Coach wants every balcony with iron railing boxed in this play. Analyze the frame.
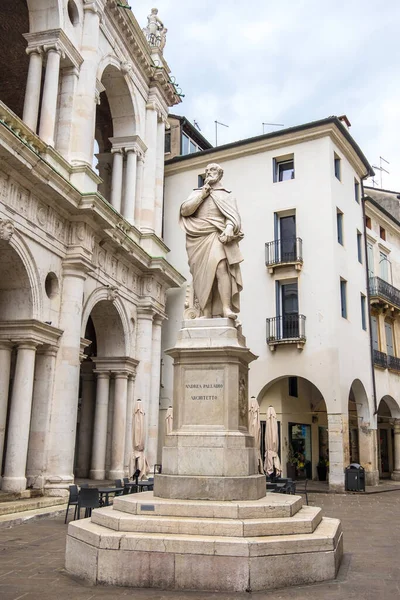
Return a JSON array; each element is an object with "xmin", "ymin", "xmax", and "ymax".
[
  {"xmin": 265, "ymin": 237, "xmax": 303, "ymax": 274},
  {"xmin": 369, "ymin": 276, "xmax": 400, "ymax": 311},
  {"xmin": 388, "ymin": 354, "xmax": 400, "ymax": 373},
  {"xmin": 373, "ymin": 349, "xmax": 387, "ymax": 369},
  {"xmin": 266, "ymin": 314, "xmax": 306, "ymax": 351}
]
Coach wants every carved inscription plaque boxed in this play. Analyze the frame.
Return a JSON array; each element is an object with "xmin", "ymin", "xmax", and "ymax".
[{"xmin": 183, "ymin": 368, "xmax": 224, "ymax": 427}]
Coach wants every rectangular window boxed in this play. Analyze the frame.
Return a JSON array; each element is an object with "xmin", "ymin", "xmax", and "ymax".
[
  {"xmin": 357, "ymin": 231, "xmax": 362, "ymax": 263},
  {"xmin": 198, "ymin": 174, "xmax": 205, "ymax": 188},
  {"xmin": 181, "ymin": 132, "xmax": 189, "ymax": 155},
  {"xmin": 334, "ymin": 153, "xmax": 341, "ymax": 180},
  {"xmin": 337, "ymin": 210, "xmax": 344, "ymax": 245},
  {"xmin": 365, "ymin": 216, "xmax": 372, "ymax": 229},
  {"xmin": 340, "ymin": 278, "xmax": 347, "ymax": 318},
  {"xmin": 189, "ymin": 140, "xmax": 198, "ymax": 154},
  {"xmin": 279, "ymin": 214, "xmax": 296, "ymax": 262},
  {"xmin": 277, "ymin": 281, "xmax": 299, "ymax": 338},
  {"xmin": 273, "ymin": 154, "xmax": 295, "ymax": 182},
  {"xmin": 367, "ymin": 242, "xmax": 374, "ymax": 278},
  {"xmin": 385, "ymin": 321, "xmax": 394, "ymax": 356},
  {"xmin": 380, "ymin": 226, "xmax": 386, "ymax": 241},
  {"xmin": 380, "ymin": 251, "xmax": 389, "ymax": 282},
  {"xmin": 361, "ymin": 294, "xmax": 367, "ymax": 330},
  {"xmin": 354, "ymin": 179, "xmax": 360, "ymax": 203},
  {"xmin": 371, "ymin": 315, "xmax": 379, "ymax": 350},
  {"xmin": 164, "ymin": 130, "xmax": 171, "ymax": 154},
  {"xmin": 288, "ymin": 377, "xmax": 298, "ymax": 398}
]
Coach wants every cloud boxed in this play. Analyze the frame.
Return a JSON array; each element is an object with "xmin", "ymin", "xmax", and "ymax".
[{"xmin": 133, "ymin": 0, "xmax": 400, "ymax": 189}]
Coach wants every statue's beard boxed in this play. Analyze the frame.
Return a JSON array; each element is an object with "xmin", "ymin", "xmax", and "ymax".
[{"xmin": 205, "ymin": 175, "xmax": 219, "ymax": 185}]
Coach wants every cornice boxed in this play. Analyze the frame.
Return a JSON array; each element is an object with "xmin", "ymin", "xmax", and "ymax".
[
  {"xmin": 0, "ymin": 320, "xmax": 63, "ymax": 346},
  {"xmin": 365, "ymin": 200, "xmax": 400, "ymax": 235}
]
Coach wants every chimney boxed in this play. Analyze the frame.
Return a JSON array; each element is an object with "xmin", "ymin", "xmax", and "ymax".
[{"xmin": 338, "ymin": 115, "xmax": 351, "ymax": 130}]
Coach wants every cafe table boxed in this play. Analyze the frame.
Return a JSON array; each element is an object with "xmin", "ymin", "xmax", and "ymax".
[{"xmin": 97, "ymin": 486, "xmax": 124, "ymax": 507}]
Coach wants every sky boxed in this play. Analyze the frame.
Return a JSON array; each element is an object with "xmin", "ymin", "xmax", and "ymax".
[{"xmin": 133, "ymin": 0, "xmax": 400, "ymax": 191}]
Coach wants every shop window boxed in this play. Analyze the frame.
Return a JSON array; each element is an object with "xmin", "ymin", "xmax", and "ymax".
[{"xmin": 289, "ymin": 423, "xmax": 312, "ymax": 479}]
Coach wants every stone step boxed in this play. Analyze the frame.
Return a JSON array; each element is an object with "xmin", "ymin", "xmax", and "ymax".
[
  {"xmin": 91, "ymin": 504, "xmax": 322, "ymax": 537},
  {"xmin": 67, "ymin": 515, "xmax": 341, "ymax": 557},
  {"xmin": 0, "ymin": 496, "xmax": 66, "ymax": 516},
  {"xmin": 0, "ymin": 489, "xmax": 42, "ymax": 503},
  {"xmin": 113, "ymin": 490, "xmax": 303, "ymax": 519}
]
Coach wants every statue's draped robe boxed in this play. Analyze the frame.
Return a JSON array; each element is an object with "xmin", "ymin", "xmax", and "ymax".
[{"xmin": 180, "ymin": 187, "xmax": 244, "ymax": 315}]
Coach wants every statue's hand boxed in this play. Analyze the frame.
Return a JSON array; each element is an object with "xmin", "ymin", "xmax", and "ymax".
[
  {"xmin": 219, "ymin": 223, "xmax": 234, "ymax": 244},
  {"xmin": 202, "ymin": 183, "xmax": 211, "ymax": 198}
]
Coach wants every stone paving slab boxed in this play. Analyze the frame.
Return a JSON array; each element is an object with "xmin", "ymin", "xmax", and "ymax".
[{"xmin": 0, "ymin": 492, "xmax": 399, "ymax": 598}]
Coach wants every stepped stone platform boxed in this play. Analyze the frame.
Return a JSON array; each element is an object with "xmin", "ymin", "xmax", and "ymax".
[{"xmin": 66, "ymin": 491, "xmax": 342, "ymax": 592}]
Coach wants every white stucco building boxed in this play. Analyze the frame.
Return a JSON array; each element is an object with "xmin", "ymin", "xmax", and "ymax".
[
  {"xmin": 162, "ymin": 116, "xmax": 382, "ymax": 491},
  {"xmin": 0, "ymin": 0, "xmax": 185, "ymax": 495}
]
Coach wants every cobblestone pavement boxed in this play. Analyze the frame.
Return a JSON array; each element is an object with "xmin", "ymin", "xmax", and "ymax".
[{"xmin": 0, "ymin": 492, "xmax": 399, "ymax": 600}]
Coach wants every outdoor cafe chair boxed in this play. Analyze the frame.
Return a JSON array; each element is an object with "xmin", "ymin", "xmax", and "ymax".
[
  {"xmin": 294, "ymin": 479, "xmax": 309, "ymax": 505},
  {"xmin": 64, "ymin": 485, "xmax": 79, "ymax": 523},
  {"xmin": 114, "ymin": 479, "xmax": 126, "ymax": 495},
  {"xmin": 78, "ymin": 487, "xmax": 99, "ymax": 518}
]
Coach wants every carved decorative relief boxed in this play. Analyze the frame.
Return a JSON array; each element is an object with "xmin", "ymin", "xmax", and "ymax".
[
  {"xmin": 183, "ymin": 281, "xmax": 201, "ymax": 319},
  {"xmin": 238, "ymin": 374, "xmax": 248, "ymax": 428},
  {"xmin": 0, "ymin": 218, "xmax": 15, "ymax": 241}
]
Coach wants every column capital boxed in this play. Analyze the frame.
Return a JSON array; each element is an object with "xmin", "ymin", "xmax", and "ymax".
[
  {"xmin": 393, "ymin": 420, "xmax": 400, "ymax": 434},
  {"xmin": 111, "ymin": 147, "xmax": 124, "ymax": 155},
  {"xmin": 93, "ymin": 370, "xmax": 110, "ymax": 379},
  {"xmin": 26, "ymin": 45, "xmax": 43, "ymax": 57},
  {"xmin": 153, "ymin": 315, "xmax": 164, "ymax": 326},
  {"xmin": 16, "ymin": 340, "xmax": 39, "ymax": 351},
  {"xmin": 0, "ymin": 341, "xmax": 14, "ymax": 351},
  {"xmin": 39, "ymin": 344, "xmax": 58, "ymax": 358},
  {"xmin": 43, "ymin": 43, "xmax": 64, "ymax": 58},
  {"xmin": 137, "ymin": 307, "xmax": 156, "ymax": 320},
  {"xmin": 113, "ymin": 371, "xmax": 130, "ymax": 379},
  {"xmin": 83, "ymin": 0, "xmax": 106, "ymax": 15}
]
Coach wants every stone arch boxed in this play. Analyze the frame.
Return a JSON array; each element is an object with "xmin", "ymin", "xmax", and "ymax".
[
  {"xmin": 379, "ymin": 395, "xmax": 400, "ymax": 419},
  {"xmin": 25, "ymin": 0, "xmax": 63, "ymax": 32},
  {"xmin": 0, "ymin": 230, "xmax": 42, "ymax": 320},
  {"xmin": 81, "ymin": 288, "xmax": 131, "ymax": 356},
  {"xmin": 349, "ymin": 378, "xmax": 371, "ymax": 424}
]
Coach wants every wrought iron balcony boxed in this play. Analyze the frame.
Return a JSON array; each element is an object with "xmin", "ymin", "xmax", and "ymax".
[
  {"xmin": 373, "ymin": 349, "xmax": 387, "ymax": 369},
  {"xmin": 266, "ymin": 314, "xmax": 306, "ymax": 350},
  {"xmin": 265, "ymin": 237, "xmax": 303, "ymax": 273},
  {"xmin": 369, "ymin": 276, "xmax": 400, "ymax": 311},
  {"xmin": 388, "ymin": 354, "xmax": 400, "ymax": 373}
]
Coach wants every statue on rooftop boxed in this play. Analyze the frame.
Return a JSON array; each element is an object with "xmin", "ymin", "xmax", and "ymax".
[
  {"xmin": 180, "ymin": 163, "xmax": 244, "ymax": 320},
  {"xmin": 143, "ymin": 8, "xmax": 167, "ymax": 51}
]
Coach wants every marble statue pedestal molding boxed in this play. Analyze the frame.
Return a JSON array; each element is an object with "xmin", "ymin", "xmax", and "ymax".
[{"xmin": 66, "ymin": 319, "xmax": 342, "ymax": 592}]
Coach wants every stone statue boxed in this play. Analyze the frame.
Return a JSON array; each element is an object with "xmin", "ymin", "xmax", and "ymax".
[
  {"xmin": 143, "ymin": 8, "xmax": 167, "ymax": 51},
  {"xmin": 180, "ymin": 163, "xmax": 244, "ymax": 320}
]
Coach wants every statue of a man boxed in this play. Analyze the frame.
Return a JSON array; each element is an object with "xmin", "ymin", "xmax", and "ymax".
[{"xmin": 180, "ymin": 163, "xmax": 244, "ymax": 320}]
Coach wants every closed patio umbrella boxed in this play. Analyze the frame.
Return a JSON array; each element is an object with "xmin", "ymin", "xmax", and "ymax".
[
  {"xmin": 248, "ymin": 397, "xmax": 263, "ymax": 474},
  {"xmin": 264, "ymin": 405, "xmax": 282, "ymax": 477},
  {"xmin": 165, "ymin": 406, "xmax": 173, "ymax": 435},
  {"xmin": 131, "ymin": 399, "xmax": 150, "ymax": 480}
]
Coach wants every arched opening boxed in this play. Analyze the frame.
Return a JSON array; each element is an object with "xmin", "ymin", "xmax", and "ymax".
[
  {"xmin": 75, "ymin": 300, "xmax": 127, "ymax": 481},
  {"xmin": 348, "ymin": 379, "xmax": 371, "ymax": 464},
  {"xmin": 94, "ymin": 64, "xmax": 136, "ymax": 208},
  {"xmin": 377, "ymin": 396, "xmax": 400, "ymax": 479},
  {"xmin": 0, "ymin": 0, "xmax": 30, "ymax": 118},
  {"xmin": 0, "ymin": 240, "xmax": 33, "ymax": 320},
  {"xmin": 257, "ymin": 376, "xmax": 328, "ymax": 483}
]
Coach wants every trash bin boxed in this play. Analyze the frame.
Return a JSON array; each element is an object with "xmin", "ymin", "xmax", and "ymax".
[{"xmin": 345, "ymin": 463, "xmax": 365, "ymax": 492}]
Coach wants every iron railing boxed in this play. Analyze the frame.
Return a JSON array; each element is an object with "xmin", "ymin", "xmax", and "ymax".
[
  {"xmin": 369, "ymin": 276, "xmax": 400, "ymax": 310},
  {"xmin": 373, "ymin": 349, "xmax": 387, "ymax": 369},
  {"xmin": 388, "ymin": 355, "xmax": 400, "ymax": 372},
  {"xmin": 266, "ymin": 314, "xmax": 306, "ymax": 343},
  {"xmin": 265, "ymin": 237, "xmax": 303, "ymax": 266}
]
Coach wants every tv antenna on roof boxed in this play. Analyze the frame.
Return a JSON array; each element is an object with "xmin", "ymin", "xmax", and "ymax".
[
  {"xmin": 215, "ymin": 120, "xmax": 229, "ymax": 146},
  {"xmin": 193, "ymin": 120, "xmax": 201, "ymax": 132},
  {"xmin": 372, "ymin": 156, "xmax": 390, "ymax": 189},
  {"xmin": 262, "ymin": 122, "xmax": 284, "ymax": 134}
]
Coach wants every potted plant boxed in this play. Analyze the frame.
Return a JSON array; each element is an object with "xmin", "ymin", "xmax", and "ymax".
[
  {"xmin": 286, "ymin": 444, "xmax": 297, "ymax": 479},
  {"xmin": 317, "ymin": 456, "xmax": 328, "ymax": 481}
]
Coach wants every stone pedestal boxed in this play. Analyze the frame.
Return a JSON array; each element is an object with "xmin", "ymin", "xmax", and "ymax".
[
  {"xmin": 66, "ymin": 319, "xmax": 342, "ymax": 592},
  {"xmin": 155, "ymin": 318, "xmax": 265, "ymax": 500}
]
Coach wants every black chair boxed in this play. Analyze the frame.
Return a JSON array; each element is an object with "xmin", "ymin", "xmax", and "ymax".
[
  {"xmin": 78, "ymin": 487, "xmax": 99, "ymax": 518},
  {"xmin": 274, "ymin": 478, "xmax": 296, "ymax": 494},
  {"xmin": 123, "ymin": 477, "xmax": 135, "ymax": 494},
  {"xmin": 294, "ymin": 479, "xmax": 309, "ymax": 505},
  {"xmin": 114, "ymin": 479, "xmax": 125, "ymax": 495},
  {"xmin": 65, "ymin": 485, "xmax": 79, "ymax": 523}
]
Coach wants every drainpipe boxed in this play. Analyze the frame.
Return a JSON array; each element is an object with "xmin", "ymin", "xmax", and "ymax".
[{"xmin": 361, "ymin": 180, "xmax": 378, "ymax": 415}]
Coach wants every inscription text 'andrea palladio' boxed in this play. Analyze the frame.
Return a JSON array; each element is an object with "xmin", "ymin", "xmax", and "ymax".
[{"xmin": 186, "ymin": 382, "xmax": 223, "ymax": 400}]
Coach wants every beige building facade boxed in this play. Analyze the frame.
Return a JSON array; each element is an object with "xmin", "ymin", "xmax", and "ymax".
[
  {"xmin": 0, "ymin": 0, "xmax": 184, "ymax": 495},
  {"xmin": 162, "ymin": 116, "xmax": 381, "ymax": 491}
]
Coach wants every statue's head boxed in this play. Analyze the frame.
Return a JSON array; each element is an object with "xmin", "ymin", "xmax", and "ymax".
[
  {"xmin": 205, "ymin": 163, "xmax": 223, "ymax": 185},
  {"xmin": 151, "ymin": 8, "xmax": 158, "ymax": 14}
]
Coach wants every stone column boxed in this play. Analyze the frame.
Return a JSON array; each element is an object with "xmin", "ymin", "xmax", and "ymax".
[
  {"xmin": 109, "ymin": 372, "xmax": 129, "ymax": 480},
  {"xmin": 147, "ymin": 316, "xmax": 163, "ymax": 469},
  {"xmin": 358, "ymin": 425, "xmax": 379, "ymax": 486},
  {"xmin": 2, "ymin": 341, "xmax": 38, "ymax": 492},
  {"xmin": 0, "ymin": 342, "xmax": 13, "ymax": 482},
  {"xmin": 26, "ymin": 346, "xmax": 58, "ymax": 489},
  {"xmin": 45, "ymin": 261, "xmax": 88, "ymax": 494},
  {"xmin": 23, "ymin": 47, "xmax": 43, "ymax": 133},
  {"xmin": 134, "ymin": 153, "xmax": 145, "ymax": 226},
  {"xmin": 154, "ymin": 117, "xmax": 166, "ymax": 237},
  {"xmin": 135, "ymin": 308, "xmax": 154, "ymax": 406},
  {"xmin": 327, "ymin": 413, "xmax": 350, "ymax": 492},
  {"xmin": 70, "ymin": 1, "xmax": 102, "ymax": 165},
  {"xmin": 75, "ymin": 362, "xmax": 96, "ymax": 478},
  {"xmin": 391, "ymin": 420, "xmax": 400, "ymax": 481},
  {"xmin": 56, "ymin": 66, "xmax": 79, "ymax": 159},
  {"xmin": 110, "ymin": 149, "xmax": 124, "ymax": 213},
  {"xmin": 139, "ymin": 103, "xmax": 158, "ymax": 232},
  {"xmin": 122, "ymin": 149, "xmax": 137, "ymax": 224},
  {"xmin": 38, "ymin": 45, "xmax": 62, "ymax": 146},
  {"xmin": 90, "ymin": 372, "xmax": 110, "ymax": 480},
  {"xmin": 124, "ymin": 374, "xmax": 135, "ymax": 476}
]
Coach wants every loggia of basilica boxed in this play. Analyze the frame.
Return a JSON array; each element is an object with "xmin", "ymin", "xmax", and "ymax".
[{"xmin": 0, "ymin": 0, "xmax": 184, "ymax": 496}]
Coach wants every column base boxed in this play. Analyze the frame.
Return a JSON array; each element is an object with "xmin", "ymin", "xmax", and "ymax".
[
  {"xmin": 75, "ymin": 468, "xmax": 90, "ymax": 478},
  {"xmin": 90, "ymin": 469, "xmax": 106, "ymax": 481},
  {"xmin": 2, "ymin": 476, "xmax": 27, "ymax": 493},
  {"xmin": 108, "ymin": 469, "xmax": 124, "ymax": 481},
  {"xmin": 366, "ymin": 470, "xmax": 380, "ymax": 486},
  {"xmin": 154, "ymin": 474, "xmax": 266, "ymax": 501},
  {"xmin": 391, "ymin": 470, "xmax": 400, "ymax": 481}
]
